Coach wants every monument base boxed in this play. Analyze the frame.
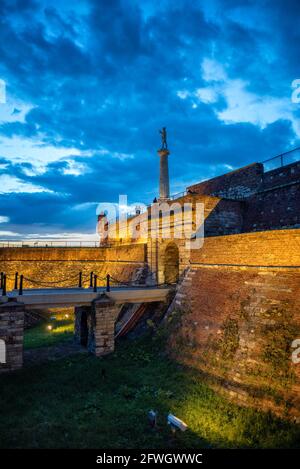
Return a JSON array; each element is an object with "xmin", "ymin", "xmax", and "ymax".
[{"xmin": 157, "ymin": 148, "xmax": 170, "ymax": 157}]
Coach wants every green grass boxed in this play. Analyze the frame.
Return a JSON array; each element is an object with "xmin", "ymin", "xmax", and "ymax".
[
  {"xmin": 0, "ymin": 331, "xmax": 299, "ymax": 449},
  {"xmin": 24, "ymin": 319, "xmax": 74, "ymax": 349}
]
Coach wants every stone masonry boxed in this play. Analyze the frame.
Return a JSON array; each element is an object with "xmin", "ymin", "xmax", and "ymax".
[
  {"xmin": 74, "ymin": 298, "xmax": 121, "ymax": 357},
  {"xmin": 167, "ymin": 229, "xmax": 300, "ymax": 419},
  {"xmin": 0, "ymin": 299, "xmax": 25, "ymax": 373},
  {"xmin": 92, "ymin": 297, "xmax": 121, "ymax": 356}
]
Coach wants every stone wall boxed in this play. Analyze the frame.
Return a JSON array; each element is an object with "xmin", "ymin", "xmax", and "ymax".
[
  {"xmin": 0, "ymin": 244, "xmax": 147, "ymax": 291},
  {"xmin": 263, "ymin": 160, "xmax": 300, "ymax": 190},
  {"xmin": 167, "ymin": 229, "xmax": 300, "ymax": 419},
  {"xmin": 102, "ymin": 194, "xmax": 244, "ymax": 246},
  {"xmin": 191, "ymin": 229, "xmax": 300, "ymax": 267},
  {"xmin": 74, "ymin": 299, "xmax": 121, "ymax": 356},
  {"xmin": 0, "ymin": 300, "xmax": 24, "ymax": 373},
  {"xmin": 101, "ymin": 160, "xmax": 300, "ymax": 251},
  {"xmin": 242, "ymin": 184, "xmax": 300, "ymax": 232},
  {"xmin": 92, "ymin": 298, "xmax": 121, "ymax": 356},
  {"xmin": 187, "ymin": 163, "xmax": 264, "ymax": 199},
  {"xmin": 187, "ymin": 160, "xmax": 300, "ymax": 232}
]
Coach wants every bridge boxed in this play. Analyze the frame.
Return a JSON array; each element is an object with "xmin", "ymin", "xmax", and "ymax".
[
  {"xmin": 0, "ymin": 271, "xmax": 171, "ymax": 374},
  {"xmin": 0, "ymin": 286, "xmax": 169, "ymax": 309}
]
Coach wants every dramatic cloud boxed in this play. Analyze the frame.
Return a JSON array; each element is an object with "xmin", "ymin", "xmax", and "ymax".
[
  {"xmin": 0, "ymin": 0, "xmax": 299, "ymax": 239},
  {"xmin": 0, "ymin": 174, "xmax": 54, "ymax": 194}
]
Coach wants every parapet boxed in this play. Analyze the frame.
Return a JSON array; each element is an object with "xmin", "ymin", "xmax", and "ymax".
[{"xmin": 187, "ymin": 163, "xmax": 264, "ymax": 200}]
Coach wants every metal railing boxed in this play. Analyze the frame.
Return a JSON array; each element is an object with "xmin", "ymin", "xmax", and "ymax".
[
  {"xmin": 0, "ymin": 270, "xmax": 169, "ymax": 296},
  {"xmin": 0, "ymin": 240, "xmax": 100, "ymax": 248},
  {"xmin": 262, "ymin": 146, "xmax": 300, "ymax": 172},
  {"xmin": 169, "ymin": 190, "xmax": 187, "ymax": 200}
]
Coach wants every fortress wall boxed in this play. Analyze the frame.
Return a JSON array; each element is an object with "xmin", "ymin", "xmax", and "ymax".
[
  {"xmin": 168, "ymin": 229, "xmax": 300, "ymax": 419},
  {"xmin": 169, "ymin": 266, "xmax": 300, "ymax": 419},
  {"xmin": 242, "ymin": 184, "xmax": 300, "ymax": 232},
  {"xmin": 102, "ymin": 194, "xmax": 244, "ymax": 249},
  {"xmin": 203, "ymin": 199, "xmax": 243, "ymax": 236},
  {"xmin": 0, "ymin": 244, "xmax": 147, "ymax": 291},
  {"xmin": 187, "ymin": 160, "xmax": 300, "ymax": 232},
  {"xmin": 262, "ymin": 160, "xmax": 300, "ymax": 190},
  {"xmin": 191, "ymin": 229, "xmax": 300, "ymax": 266},
  {"xmin": 187, "ymin": 163, "xmax": 264, "ymax": 199}
]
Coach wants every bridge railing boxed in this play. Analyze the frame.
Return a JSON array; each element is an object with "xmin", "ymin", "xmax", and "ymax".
[
  {"xmin": 0, "ymin": 240, "xmax": 100, "ymax": 248},
  {"xmin": 0, "ymin": 271, "xmax": 171, "ymax": 297}
]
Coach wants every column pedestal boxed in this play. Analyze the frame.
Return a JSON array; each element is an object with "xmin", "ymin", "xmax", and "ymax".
[{"xmin": 92, "ymin": 297, "xmax": 120, "ymax": 356}]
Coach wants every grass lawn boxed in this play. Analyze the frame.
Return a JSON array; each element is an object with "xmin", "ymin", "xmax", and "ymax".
[
  {"xmin": 24, "ymin": 319, "xmax": 74, "ymax": 349},
  {"xmin": 0, "ymin": 330, "xmax": 299, "ymax": 449}
]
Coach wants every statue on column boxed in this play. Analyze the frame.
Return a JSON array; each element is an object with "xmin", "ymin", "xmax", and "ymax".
[{"xmin": 159, "ymin": 127, "xmax": 168, "ymax": 150}]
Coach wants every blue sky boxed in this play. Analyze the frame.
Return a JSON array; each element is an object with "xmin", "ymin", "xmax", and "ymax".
[{"xmin": 0, "ymin": 0, "xmax": 300, "ymax": 240}]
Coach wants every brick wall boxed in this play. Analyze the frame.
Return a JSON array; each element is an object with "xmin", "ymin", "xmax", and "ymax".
[
  {"xmin": 243, "ymin": 184, "xmax": 300, "ymax": 232},
  {"xmin": 187, "ymin": 163, "xmax": 264, "ymax": 199},
  {"xmin": 262, "ymin": 161, "xmax": 300, "ymax": 190},
  {"xmin": 204, "ymin": 199, "xmax": 243, "ymax": 236},
  {"xmin": 168, "ymin": 229, "xmax": 300, "ymax": 419},
  {"xmin": 0, "ymin": 301, "xmax": 25, "ymax": 373},
  {"xmin": 0, "ymin": 244, "xmax": 147, "ymax": 291},
  {"xmin": 186, "ymin": 160, "xmax": 300, "ymax": 232},
  {"xmin": 191, "ymin": 229, "xmax": 300, "ymax": 266}
]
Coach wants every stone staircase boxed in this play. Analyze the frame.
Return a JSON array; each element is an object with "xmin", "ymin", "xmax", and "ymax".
[{"xmin": 165, "ymin": 267, "xmax": 193, "ymax": 317}]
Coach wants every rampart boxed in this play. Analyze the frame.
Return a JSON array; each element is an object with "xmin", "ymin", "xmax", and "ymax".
[
  {"xmin": 168, "ymin": 229, "xmax": 300, "ymax": 419},
  {"xmin": 0, "ymin": 244, "xmax": 147, "ymax": 290}
]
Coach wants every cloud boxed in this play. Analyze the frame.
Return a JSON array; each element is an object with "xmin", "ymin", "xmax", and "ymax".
[
  {"xmin": 72, "ymin": 202, "xmax": 99, "ymax": 211},
  {"xmin": 190, "ymin": 58, "xmax": 300, "ymax": 137},
  {"xmin": 0, "ymin": 135, "xmax": 82, "ymax": 173},
  {"xmin": 202, "ymin": 58, "xmax": 227, "ymax": 82},
  {"xmin": 23, "ymin": 232, "xmax": 99, "ymax": 240},
  {"xmin": 0, "ymin": 215, "xmax": 10, "ymax": 223},
  {"xmin": 195, "ymin": 87, "xmax": 218, "ymax": 104},
  {"xmin": 0, "ymin": 97, "xmax": 34, "ymax": 125},
  {"xmin": 0, "ymin": 174, "xmax": 54, "ymax": 194},
  {"xmin": 0, "ymin": 0, "xmax": 299, "ymax": 238},
  {"xmin": 0, "ymin": 230, "xmax": 20, "ymax": 237},
  {"xmin": 61, "ymin": 160, "xmax": 91, "ymax": 176}
]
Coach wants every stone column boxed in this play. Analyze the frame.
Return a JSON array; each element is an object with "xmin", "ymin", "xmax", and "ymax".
[
  {"xmin": 158, "ymin": 149, "xmax": 170, "ymax": 200},
  {"xmin": 0, "ymin": 299, "xmax": 25, "ymax": 373},
  {"xmin": 92, "ymin": 297, "xmax": 120, "ymax": 357}
]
